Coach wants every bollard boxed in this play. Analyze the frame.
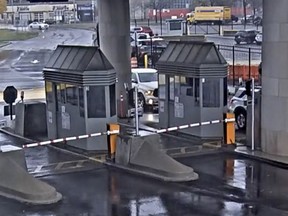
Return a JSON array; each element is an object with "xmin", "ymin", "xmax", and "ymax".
[
  {"xmin": 107, "ymin": 123, "xmax": 120, "ymax": 162},
  {"xmin": 224, "ymin": 113, "xmax": 235, "ymax": 145},
  {"xmin": 144, "ymin": 54, "xmax": 148, "ymax": 68}
]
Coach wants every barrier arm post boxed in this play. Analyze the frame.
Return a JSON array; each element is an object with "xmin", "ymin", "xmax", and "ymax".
[
  {"xmin": 225, "ymin": 113, "xmax": 235, "ymax": 146},
  {"xmin": 107, "ymin": 123, "xmax": 120, "ymax": 162}
]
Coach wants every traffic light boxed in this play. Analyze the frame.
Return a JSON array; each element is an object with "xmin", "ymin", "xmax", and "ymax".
[{"xmin": 245, "ymin": 79, "xmax": 252, "ymax": 97}]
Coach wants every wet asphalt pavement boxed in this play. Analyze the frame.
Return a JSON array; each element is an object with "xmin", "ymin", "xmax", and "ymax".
[{"xmin": 1, "ymin": 132, "xmax": 288, "ymax": 215}]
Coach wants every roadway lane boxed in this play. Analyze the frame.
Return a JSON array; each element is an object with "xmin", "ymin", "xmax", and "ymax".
[
  {"xmin": 0, "ymin": 28, "xmax": 94, "ymax": 92},
  {"xmin": 1, "ymin": 146, "xmax": 288, "ymax": 215}
]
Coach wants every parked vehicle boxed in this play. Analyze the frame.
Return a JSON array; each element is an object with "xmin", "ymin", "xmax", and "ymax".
[
  {"xmin": 255, "ymin": 32, "xmax": 262, "ymax": 45},
  {"xmin": 68, "ymin": 18, "xmax": 80, "ymax": 24},
  {"xmin": 131, "ymin": 68, "xmax": 158, "ymax": 110},
  {"xmin": 187, "ymin": 6, "xmax": 232, "ymax": 24},
  {"xmin": 228, "ymin": 87, "xmax": 261, "ymax": 130},
  {"xmin": 43, "ymin": 19, "xmax": 56, "ymax": 25},
  {"xmin": 234, "ymin": 29, "xmax": 259, "ymax": 44},
  {"xmin": 28, "ymin": 22, "xmax": 49, "ymax": 30},
  {"xmin": 138, "ymin": 45, "xmax": 167, "ymax": 66},
  {"xmin": 130, "ymin": 26, "xmax": 154, "ymax": 36},
  {"xmin": 241, "ymin": 15, "xmax": 262, "ymax": 26}
]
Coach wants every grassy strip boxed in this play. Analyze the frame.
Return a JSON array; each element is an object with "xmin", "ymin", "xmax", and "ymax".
[{"xmin": 0, "ymin": 29, "xmax": 38, "ymax": 41}]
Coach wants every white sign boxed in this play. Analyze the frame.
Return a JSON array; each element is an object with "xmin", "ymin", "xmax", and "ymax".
[
  {"xmin": 159, "ymin": 101, "xmax": 165, "ymax": 113},
  {"xmin": 61, "ymin": 106, "xmax": 65, "ymax": 113},
  {"xmin": 61, "ymin": 112, "xmax": 70, "ymax": 130},
  {"xmin": 174, "ymin": 102, "xmax": 184, "ymax": 118},
  {"xmin": 48, "ymin": 111, "xmax": 53, "ymax": 124}
]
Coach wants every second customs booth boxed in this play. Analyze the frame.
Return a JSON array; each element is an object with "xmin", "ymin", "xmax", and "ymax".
[{"xmin": 156, "ymin": 41, "xmax": 228, "ymax": 141}]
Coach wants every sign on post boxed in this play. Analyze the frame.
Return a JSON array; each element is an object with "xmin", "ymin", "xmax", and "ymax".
[{"xmin": 3, "ymin": 86, "xmax": 18, "ymax": 120}]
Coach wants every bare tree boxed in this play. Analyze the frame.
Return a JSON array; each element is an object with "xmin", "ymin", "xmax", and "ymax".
[
  {"xmin": 247, "ymin": 0, "xmax": 262, "ymax": 15},
  {"xmin": 0, "ymin": 0, "xmax": 7, "ymax": 14},
  {"xmin": 193, "ymin": 0, "xmax": 233, "ymax": 7},
  {"xmin": 130, "ymin": 0, "xmax": 150, "ymax": 19}
]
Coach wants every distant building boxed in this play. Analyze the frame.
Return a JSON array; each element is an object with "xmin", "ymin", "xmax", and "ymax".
[{"xmin": 2, "ymin": 0, "xmax": 96, "ymax": 24}]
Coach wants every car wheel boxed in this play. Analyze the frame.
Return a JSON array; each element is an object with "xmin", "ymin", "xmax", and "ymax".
[
  {"xmin": 235, "ymin": 109, "xmax": 247, "ymax": 130},
  {"xmin": 256, "ymin": 42, "xmax": 261, "ymax": 45},
  {"xmin": 30, "ymin": 26, "xmax": 32, "ymax": 29},
  {"xmin": 148, "ymin": 57, "xmax": 153, "ymax": 66},
  {"xmin": 138, "ymin": 93, "xmax": 146, "ymax": 109}
]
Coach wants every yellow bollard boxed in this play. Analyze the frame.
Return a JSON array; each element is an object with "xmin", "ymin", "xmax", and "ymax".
[
  {"xmin": 107, "ymin": 123, "xmax": 120, "ymax": 162},
  {"xmin": 144, "ymin": 54, "xmax": 148, "ymax": 68},
  {"xmin": 225, "ymin": 112, "xmax": 235, "ymax": 145}
]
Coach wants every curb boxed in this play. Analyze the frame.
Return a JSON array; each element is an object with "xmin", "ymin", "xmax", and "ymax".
[
  {"xmin": 0, "ymin": 42, "xmax": 12, "ymax": 48},
  {"xmin": 223, "ymin": 147, "xmax": 288, "ymax": 168}
]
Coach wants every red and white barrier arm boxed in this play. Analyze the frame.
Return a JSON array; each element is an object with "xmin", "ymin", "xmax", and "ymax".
[{"xmin": 22, "ymin": 130, "xmax": 120, "ymax": 148}]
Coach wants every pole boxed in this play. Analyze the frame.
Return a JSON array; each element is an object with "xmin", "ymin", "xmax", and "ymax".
[
  {"xmin": 73, "ymin": 0, "xmax": 76, "ymax": 20},
  {"xmin": 160, "ymin": 9, "xmax": 163, "ymax": 36},
  {"xmin": 11, "ymin": 0, "xmax": 14, "ymax": 26},
  {"xmin": 251, "ymin": 78, "xmax": 255, "ymax": 151},
  {"xmin": 135, "ymin": 86, "xmax": 139, "ymax": 136},
  {"xmin": 232, "ymin": 46, "xmax": 235, "ymax": 86},
  {"xmin": 248, "ymin": 47, "xmax": 251, "ymax": 79}
]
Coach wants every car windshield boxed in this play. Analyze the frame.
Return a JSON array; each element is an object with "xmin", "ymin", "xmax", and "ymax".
[
  {"xmin": 138, "ymin": 72, "xmax": 157, "ymax": 82},
  {"xmin": 234, "ymin": 89, "xmax": 246, "ymax": 98}
]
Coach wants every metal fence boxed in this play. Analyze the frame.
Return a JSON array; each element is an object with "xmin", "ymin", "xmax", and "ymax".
[
  {"xmin": 137, "ymin": 43, "xmax": 262, "ymax": 86},
  {"xmin": 131, "ymin": 19, "xmax": 262, "ymax": 36},
  {"xmin": 216, "ymin": 44, "xmax": 262, "ymax": 86}
]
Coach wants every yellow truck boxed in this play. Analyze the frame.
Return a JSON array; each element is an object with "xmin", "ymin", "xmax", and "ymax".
[{"xmin": 187, "ymin": 6, "xmax": 231, "ymax": 24}]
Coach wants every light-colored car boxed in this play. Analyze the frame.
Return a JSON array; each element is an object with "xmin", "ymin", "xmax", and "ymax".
[
  {"xmin": 255, "ymin": 33, "xmax": 262, "ymax": 45},
  {"xmin": 28, "ymin": 22, "xmax": 49, "ymax": 30},
  {"xmin": 131, "ymin": 68, "xmax": 158, "ymax": 109},
  {"xmin": 68, "ymin": 18, "xmax": 80, "ymax": 24},
  {"xmin": 228, "ymin": 87, "xmax": 261, "ymax": 130}
]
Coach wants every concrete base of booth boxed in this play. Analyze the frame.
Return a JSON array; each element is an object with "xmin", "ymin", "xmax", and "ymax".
[
  {"xmin": 0, "ymin": 150, "xmax": 62, "ymax": 204},
  {"xmin": 114, "ymin": 134, "xmax": 198, "ymax": 182}
]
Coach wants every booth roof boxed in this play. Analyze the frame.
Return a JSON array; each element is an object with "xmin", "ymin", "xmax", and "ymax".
[
  {"xmin": 44, "ymin": 45, "xmax": 113, "ymax": 72},
  {"xmin": 157, "ymin": 41, "xmax": 227, "ymax": 66}
]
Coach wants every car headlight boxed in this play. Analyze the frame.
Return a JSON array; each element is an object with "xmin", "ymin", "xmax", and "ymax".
[{"xmin": 144, "ymin": 90, "xmax": 153, "ymax": 96}]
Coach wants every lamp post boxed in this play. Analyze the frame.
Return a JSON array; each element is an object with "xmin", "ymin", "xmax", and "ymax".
[{"xmin": 73, "ymin": 0, "xmax": 76, "ymax": 20}]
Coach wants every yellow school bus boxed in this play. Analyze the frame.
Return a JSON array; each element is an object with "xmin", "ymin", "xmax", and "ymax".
[{"xmin": 187, "ymin": 6, "xmax": 231, "ymax": 24}]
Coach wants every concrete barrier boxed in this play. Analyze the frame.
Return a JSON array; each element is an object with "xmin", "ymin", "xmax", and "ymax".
[
  {"xmin": 0, "ymin": 149, "xmax": 62, "ymax": 204},
  {"xmin": 221, "ymin": 30, "xmax": 238, "ymax": 37},
  {"xmin": 115, "ymin": 133, "xmax": 198, "ymax": 182},
  {"xmin": 161, "ymin": 35, "xmax": 206, "ymax": 42}
]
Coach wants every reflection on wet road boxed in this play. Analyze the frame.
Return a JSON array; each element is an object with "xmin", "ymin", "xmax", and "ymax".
[{"xmin": 1, "ymin": 141, "xmax": 288, "ymax": 216}]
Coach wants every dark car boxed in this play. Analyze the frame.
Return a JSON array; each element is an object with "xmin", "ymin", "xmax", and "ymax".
[
  {"xmin": 234, "ymin": 30, "xmax": 259, "ymax": 44},
  {"xmin": 138, "ymin": 45, "xmax": 167, "ymax": 67}
]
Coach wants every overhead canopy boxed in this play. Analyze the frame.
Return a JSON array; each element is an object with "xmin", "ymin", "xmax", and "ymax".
[
  {"xmin": 43, "ymin": 45, "xmax": 115, "ymax": 85},
  {"xmin": 156, "ymin": 41, "xmax": 228, "ymax": 77}
]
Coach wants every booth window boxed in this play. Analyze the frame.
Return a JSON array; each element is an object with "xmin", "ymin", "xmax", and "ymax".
[
  {"xmin": 45, "ymin": 82, "xmax": 53, "ymax": 104},
  {"xmin": 79, "ymin": 87, "xmax": 85, "ymax": 117},
  {"xmin": 169, "ymin": 76, "xmax": 175, "ymax": 101},
  {"xmin": 60, "ymin": 83, "xmax": 66, "ymax": 103},
  {"xmin": 66, "ymin": 84, "xmax": 78, "ymax": 106},
  {"xmin": 109, "ymin": 84, "xmax": 116, "ymax": 117},
  {"xmin": 87, "ymin": 86, "xmax": 106, "ymax": 118},
  {"xmin": 195, "ymin": 78, "xmax": 200, "ymax": 106},
  {"xmin": 202, "ymin": 78, "xmax": 220, "ymax": 107},
  {"xmin": 180, "ymin": 77, "xmax": 193, "ymax": 97},
  {"xmin": 158, "ymin": 74, "xmax": 166, "ymax": 99},
  {"xmin": 223, "ymin": 78, "xmax": 228, "ymax": 106},
  {"xmin": 174, "ymin": 76, "xmax": 180, "ymax": 96}
]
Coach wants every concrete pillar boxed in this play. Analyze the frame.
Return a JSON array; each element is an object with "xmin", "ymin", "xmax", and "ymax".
[
  {"xmin": 261, "ymin": 0, "xmax": 288, "ymax": 155},
  {"xmin": 97, "ymin": 0, "xmax": 131, "ymax": 116}
]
